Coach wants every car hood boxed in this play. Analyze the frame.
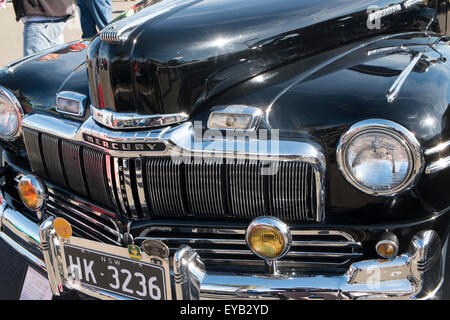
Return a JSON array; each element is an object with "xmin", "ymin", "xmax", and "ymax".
[{"xmin": 87, "ymin": 0, "xmax": 438, "ymax": 115}]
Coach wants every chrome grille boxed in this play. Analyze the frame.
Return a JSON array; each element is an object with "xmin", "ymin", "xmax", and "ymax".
[
  {"xmin": 136, "ymin": 225, "xmax": 363, "ymax": 272},
  {"xmin": 23, "ymin": 129, "xmax": 321, "ymax": 222},
  {"xmin": 12, "ymin": 177, "xmax": 122, "ymax": 246}
]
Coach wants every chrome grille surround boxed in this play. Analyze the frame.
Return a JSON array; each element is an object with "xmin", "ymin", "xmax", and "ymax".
[
  {"xmin": 135, "ymin": 224, "xmax": 363, "ymax": 272},
  {"xmin": 21, "ymin": 114, "xmax": 326, "ymax": 222}
]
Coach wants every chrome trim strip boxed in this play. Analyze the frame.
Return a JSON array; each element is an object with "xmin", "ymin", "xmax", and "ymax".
[
  {"xmin": 0, "ymin": 231, "xmax": 46, "ymax": 271},
  {"xmin": 426, "ymin": 155, "xmax": 450, "ymax": 174},
  {"xmin": 90, "ymin": 105, "xmax": 189, "ymax": 130},
  {"xmin": 56, "ymin": 91, "xmax": 87, "ymax": 117},
  {"xmin": 425, "ymin": 140, "xmax": 450, "ymax": 156},
  {"xmin": 336, "ymin": 119, "xmax": 424, "ymax": 196},
  {"xmin": 403, "ymin": 0, "xmax": 427, "ymax": 9},
  {"xmin": 46, "ymin": 197, "xmax": 122, "ymax": 241},
  {"xmin": 104, "ymin": 154, "xmax": 120, "ymax": 215},
  {"xmin": 45, "ymin": 203, "xmax": 121, "ymax": 245},
  {"xmin": 135, "ymin": 158, "xmax": 149, "ymax": 216},
  {"xmin": 386, "ymin": 52, "xmax": 423, "ymax": 103},
  {"xmin": 113, "ymin": 158, "xmax": 128, "ymax": 215},
  {"xmin": 136, "ymin": 225, "xmax": 362, "ymax": 269},
  {"xmin": 2, "ymin": 208, "xmax": 41, "ymax": 250},
  {"xmin": 136, "ymin": 238, "xmax": 361, "ymax": 249},
  {"xmin": 122, "ymin": 159, "xmax": 137, "ymax": 219}
]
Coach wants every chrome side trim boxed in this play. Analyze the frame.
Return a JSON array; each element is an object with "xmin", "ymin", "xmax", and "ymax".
[
  {"xmin": 403, "ymin": 0, "xmax": 427, "ymax": 9},
  {"xmin": 426, "ymin": 155, "xmax": 450, "ymax": 174},
  {"xmin": 386, "ymin": 52, "xmax": 423, "ymax": 103},
  {"xmin": 336, "ymin": 119, "xmax": 424, "ymax": 196},
  {"xmin": 425, "ymin": 140, "xmax": 450, "ymax": 156},
  {"xmin": 90, "ymin": 105, "xmax": 189, "ymax": 129}
]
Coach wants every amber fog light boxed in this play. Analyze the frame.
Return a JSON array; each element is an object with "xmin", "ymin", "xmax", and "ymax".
[
  {"xmin": 376, "ymin": 232, "xmax": 399, "ymax": 259},
  {"xmin": 18, "ymin": 175, "xmax": 46, "ymax": 211},
  {"xmin": 246, "ymin": 217, "xmax": 291, "ymax": 260}
]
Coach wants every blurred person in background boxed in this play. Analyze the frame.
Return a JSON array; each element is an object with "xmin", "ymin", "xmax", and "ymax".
[
  {"xmin": 0, "ymin": 0, "xmax": 6, "ymax": 9},
  {"xmin": 12, "ymin": 0, "xmax": 74, "ymax": 56},
  {"xmin": 77, "ymin": 0, "xmax": 112, "ymax": 39}
]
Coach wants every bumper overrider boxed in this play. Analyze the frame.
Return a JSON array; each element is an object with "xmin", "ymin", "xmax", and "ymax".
[{"xmin": 0, "ymin": 199, "xmax": 447, "ymax": 300}]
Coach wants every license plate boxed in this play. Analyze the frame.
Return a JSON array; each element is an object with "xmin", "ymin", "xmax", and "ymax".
[{"xmin": 61, "ymin": 238, "xmax": 171, "ymax": 300}]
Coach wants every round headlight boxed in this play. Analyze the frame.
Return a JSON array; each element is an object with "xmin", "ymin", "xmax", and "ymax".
[
  {"xmin": 0, "ymin": 86, "xmax": 23, "ymax": 141},
  {"xmin": 337, "ymin": 119, "xmax": 423, "ymax": 196}
]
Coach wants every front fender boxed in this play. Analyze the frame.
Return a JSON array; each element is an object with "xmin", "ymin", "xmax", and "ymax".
[{"xmin": 0, "ymin": 41, "xmax": 90, "ymax": 116}]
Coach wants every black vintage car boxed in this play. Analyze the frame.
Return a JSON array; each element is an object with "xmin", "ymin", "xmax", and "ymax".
[{"xmin": 0, "ymin": 0, "xmax": 449, "ymax": 300}]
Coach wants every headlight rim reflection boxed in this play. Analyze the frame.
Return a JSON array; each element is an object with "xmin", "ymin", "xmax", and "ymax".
[
  {"xmin": 336, "ymin": 119, "xmax": 424, "ymax": 197},
  {"xmin": 0, "ymin": 85, "xmax": 24, "ymax": 141}
]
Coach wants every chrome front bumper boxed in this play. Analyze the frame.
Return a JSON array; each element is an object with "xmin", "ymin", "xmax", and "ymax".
[{"xmin": 0, "ymin": 202, "xmax": 446, "ymax": 300}]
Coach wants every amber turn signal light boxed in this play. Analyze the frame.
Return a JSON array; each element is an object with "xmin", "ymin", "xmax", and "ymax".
[
  {"xmin": 54, "ymin": 217, "xmax": 72, "ymax": 239},
  {"xmin": 376, "ymin": 232, "xmax": 399, "ymax": 259},
  {"xmin": 18, "ymin": 175, "xmax": 46, "ymax": 211},
  {"xmin": 246, "ymin": 217, "xmax": 291, "ymax": 260}
]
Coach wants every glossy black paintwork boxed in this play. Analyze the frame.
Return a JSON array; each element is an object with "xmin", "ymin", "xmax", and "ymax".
[
  {"xmin": 0, "ymin": 42, "xmax": 90, "ymax": 116},
  {"xmin": 0, "ymin": 0, "xmax": 448, "ymax": 228},
  {"xmin": 87, "ymin": 0, "xmax": 441, "ymax": 115}
]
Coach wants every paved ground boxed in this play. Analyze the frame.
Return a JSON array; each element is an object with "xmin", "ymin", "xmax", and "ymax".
[{"xmin": 0, "ymin": 0, "xmax": 138, "ymax": 66}]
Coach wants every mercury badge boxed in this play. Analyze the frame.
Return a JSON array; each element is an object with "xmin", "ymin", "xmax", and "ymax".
[
  {"xmin": 128, "ymin": 244, "xmax": 142, "ymax": 260},
  {"xmin": 141, "ymin": 239, "xmax": 170, "ymax": 259}
]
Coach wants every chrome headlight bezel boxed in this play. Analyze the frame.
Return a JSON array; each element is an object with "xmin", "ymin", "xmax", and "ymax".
[
  {"xmin": 0, "ymin": 85, "xmax": 24, "ymax": 141},
  {"xmin": 336, "ymin": 119, "xmax": 424, "ymax": 196}
]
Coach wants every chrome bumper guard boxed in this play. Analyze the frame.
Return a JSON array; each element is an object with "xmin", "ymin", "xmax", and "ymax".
[{"xmin": 0, "ymin": 202, "xmax": 446, "ymax": 300}]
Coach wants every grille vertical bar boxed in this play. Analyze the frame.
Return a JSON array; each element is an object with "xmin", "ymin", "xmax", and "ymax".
[
  {"xmin": 82, "ymin": 148, "xmax": 111, "ymax": 208},
  {"xmin": 228, "ymin": 160, "xmax": 265, "ymax": 219},
  {"xmin": 61, "ymin": 140, "xmax": 88, "ymax": 197},
  {"xmin": 146, "ymin": 158, "xmax": 185, "ymax": 217},
  {"xmin": 41, "ymin": 134, "xmax": 67, "ymax": 188},
  {"xmin": 185, "ymin": 159, "xmax": 226, "ymax": 217},
  {"xmin": 113, "ymin": 158, "xmax": 129, "ymax": 217},
  {"xmin": 269, "ymin": 162, "xmax": 314, "ymax": 221},
  {"xmin": 22, "ymin": 128, "xmax": 47, "ymax": 178},
  {"xmin": 122, "ymin": 159, "xmax": 139, "ymax": 219},
  {"xmin": 135, "ymin": 158, "xmax": 149, "ymax": 218}
]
